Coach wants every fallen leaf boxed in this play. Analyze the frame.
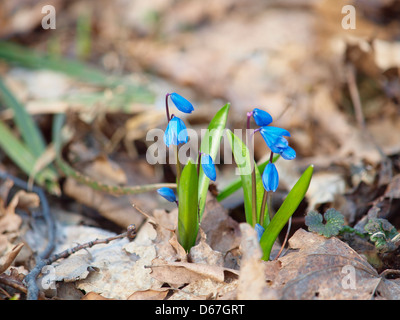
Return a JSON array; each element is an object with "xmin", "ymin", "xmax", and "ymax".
[
  {"xmin": 271, "ymin": 229, "xmax": 400, "ymax": 299},
  {"xmin": 189, "ymin": 228, "xmax": 224, "ymax": 267},
  {"xmin": 200, "ymin": 193, "xmax": 241, "ymax": 254},
  {"xmin": 48, "ymin": 225, "xmax": 163, "ymax": 299},
  {"xmin": 148, "ymin": 259, "xmax": 238, "ymax": 288},
  {"xmin": 127, "ymin": 288, "xmax": 169, "ymax": 300},
  {"xmin": 236, "ymin": 223, "xmax": 280, "ymax": 300},
  {"xmin": 0, "ymin": 243, "xmax": 24, "ymax": 274},
  {"xmin": 81, "ymin": 292, "xmax": 114, "ymax": 300}
]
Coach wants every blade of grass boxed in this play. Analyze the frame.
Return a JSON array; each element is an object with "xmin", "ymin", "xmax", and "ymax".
[
  {"xmin": 226, "ymin": 129, "xmax": 264, "ymax": 227},
  {"xmin": 0, "ymin": 41, "xmax": 154, "ymax": 103},
  {"xmin": 178, "ymin": 159, "xmax": 199, "ymax": 252},
  {"xmin": 260, "ymin": 165, "xmax": 314, "ymax": 260},
  {"xmin": 0, "ymin": 120, "xmax": 58, "ymax": 189},
  {"xmin": 198, "ymin": 103, "xmax": 230, "ymax": 220},
  {"xmin": 0, "ymin": 77, "xmax": 46, "ymax": 158}
]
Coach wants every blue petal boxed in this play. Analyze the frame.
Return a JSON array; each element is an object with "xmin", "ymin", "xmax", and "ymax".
[
  {"xmin": 170, "ymin": 93, "xmax": 194, "ymax": 114},
  {"xmin": 261, "ymin": 126, "xmax": 291, "ymax": 137},
  {"xmin": 163, "ymin": 117, "xmax": 188, "ymax": 147},
  {"xmin": 201, "ymin": 154, "xmax": 216, "ymax": 181},
  {"xmin": 262, "ymin": 163, "xmax": 279, "ymax": 192},
  {"xmin": 279, "ymin": 145, "xmax": 296, "ymax": 160},
  {"xmin": 259, "ymin": 128, "xmax": 289, "ymax": 153},
  {"xmin": 157, "ymin": 187, "xmax": 176, "ymax": 202},
  {"xmin": 252, "ymin": 108, "xmax": 273, "ymax": 126},
  {"xmin": 255, "ymin": 223, "xmax": 265, "ymax": 242}
]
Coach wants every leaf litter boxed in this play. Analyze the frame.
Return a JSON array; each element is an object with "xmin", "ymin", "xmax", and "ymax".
[{"xmin": 0, "ymin": 0, "xmax": 400, "ymax": 300}]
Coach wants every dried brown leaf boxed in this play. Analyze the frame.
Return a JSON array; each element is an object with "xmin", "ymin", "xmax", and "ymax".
[
  {"xmin": 81, "ymin": 292, "xmax": 114, "ymax": 300},
  {"xmin": 0, "ymin": 243, "xmax": 24, "ymax": 274},
  {"xmin": 148, "ymin": 258, "xmax": 239, "ymax": 288},
  {"xmin": 189, "ymin": 228, "xmax": 224, "ymax": 266},
  {"xmin": 237, "ymin": 224, "xmax": 280, "ymax": 300},
  {"xmin": 271, "ymin": 229, "xmax": 400, "ymax": 299},
  {"xmin": 127, "ymin": 288, "xmax": 169, "ymax": 300}
]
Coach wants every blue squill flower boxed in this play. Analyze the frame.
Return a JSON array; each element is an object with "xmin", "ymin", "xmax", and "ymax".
[
  {"xmin": 157, "ymin": 187, "xmax": 177, "ymax": 203},
  {"xmin": 164, "ymin": 116, "xmax": 188, "ymax": 147},
  {"xmin": 259, "ymin": 126, "xmax": 291, "ymax": 154},
  {"xmin": 279, "ymin": 145, "xmax": 296, "ymax": 160},
  {"xmin": 170, "ymin": 93, "xmax": 194, "ymax": 114},
  {"xmin": 201, "ymin": 153, "xmax": 216, "ymax": 181},
  {"xmin": 262, "ymin": 163, "xmax": 279, "ymax": 192},
  {"xmin": 255, "ymin": 223, "xmax": 265, "ymax": 242},
  {"xmin": 252, "ymin": 108, "xmax": 273, "ymax": 127}
]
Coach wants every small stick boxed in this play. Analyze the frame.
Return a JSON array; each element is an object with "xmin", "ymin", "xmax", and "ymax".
[
  {"xmin": 45, "ymin": 224, "xmax": 136, "ymax": 265},
  {"xmin": 274, "ymin": 216, "xmax": 292, "ymax": 260},
  {"xmin": 26, "ymin": 223, "xmax": 135, "ymax": 299},
  {"xmin": 0, "ymin": 171, "xmax": 55, "ymax": 300}
]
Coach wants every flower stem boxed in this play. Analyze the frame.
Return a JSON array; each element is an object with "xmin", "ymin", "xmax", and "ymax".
[
  {"xmin": 260, "ymin": 190, "xmax": 268, "ymax": 227},
  {"xmin": 175, "ymin": 145, "xmax": 181, "ymax": 186},
  {"xmin": 247, "ymin": 112, "xmax": 257, "ymax": 227},
  {"xmin": 267, "ymin": 152, "xmax": 275, "ymax": 221},
  {"xmin": 197, "ymin": 151, "xmax": 202, "ymax": 177},
  {"xmin": 165, "ymin": 93, "xmax": 171, "ymax": 122},
  {"xmin": 273, "ymin": 216, "xmax": 292, "ymax": 260}
]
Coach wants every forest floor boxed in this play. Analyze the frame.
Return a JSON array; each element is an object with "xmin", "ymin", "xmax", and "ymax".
[{"xmin": 0, "ymin": 0, "xmax": 400, "ymax": 300}]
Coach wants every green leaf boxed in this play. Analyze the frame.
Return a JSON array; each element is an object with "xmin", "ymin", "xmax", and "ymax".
[
  {"xmin": 0, "ymin": 77, "xmax": 46, "ymax": 157},
  {"xmin": 178, "ymin": 159, "xmax": 199, "ymax": 252},
  {"xmin": 0, "ymin": 41, "xmax": 154, "ymax": 104},
  {"xmin": 0, "ymin": 120, "xmax": 58, "ymax": 188},
  {"xmin": 260, "ymin": 165, "xmax": 314, "ymax": 260},
  {"xmin": 226, "ymin": 129, "xmax": 264, "ymax": 227},
  {"xmin": 216, "ymin": 155, "xmax": 280, "ymax": 202},
  {"xmin": 198, "ymin": 103, "xmax": 230, "ymax": 220},
  {"xmin": 305, "ymin": 209, "xmax": 345, "ymax": 238}
]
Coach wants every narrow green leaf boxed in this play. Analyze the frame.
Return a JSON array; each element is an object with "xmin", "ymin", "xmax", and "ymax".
[
  {"xmin": 216, "ymin": 154, "xmax": 280, "ymax": 202},
  {"xmin": 198, "ymin": 103, "xmax": 230, "ymax": 220},
  {"xmin": 226, "ymin": 129, "xmax": 264, "ymax": 227},
  {"xmin": 0, "ymin": 120, "xmax": 58, "ymax": 187},
  {"xmin": 0, "ymin": 41, "xmax": 154, "ymax": 104},
  {"xmin": 178, "ymin": 159, "xmax": 199, "ymax": 252},
  {"xmin": 260, "ymin": 165, "xmax": 314, "ymax": 260},
  {"xmin": 0, "ymin": 77, "xmax": 46, "ymax": 157}
]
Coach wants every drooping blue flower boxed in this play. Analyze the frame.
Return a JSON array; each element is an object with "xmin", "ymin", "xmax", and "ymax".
[
  {"xmin": 279, "ymin": 145, "xmax": 296, "ymax": 160},
  {"xmin": 255, "ymin": 223, "xmax": 265, "ymax": 242},
  {"xmin": 259, "ymin": 126, "xmax": 291, "ymax": 154},
  {"xmin": 163, "ymin": 116, "xmax": 188, "ymax": 147},
  {"xmin": 157, "ymin": 187, "xmax": 177, "ymax": 202},
  {"xmin": 170, "ymin": 93, "xmax": 194, "ymax": 114},
  {"xmin": 252, "ymin": 108, "xmax": 273, "ymax": 127},
  {"xmin": 262, "ymin": 163, "xmax": 279, "ymax": 192},
  {"xmin": 201, "ymin": 153, "xmax": 216, "ymax": 181}
]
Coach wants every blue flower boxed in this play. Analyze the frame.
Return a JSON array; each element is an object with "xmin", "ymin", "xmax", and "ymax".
[
  {"xmin": 157, "ymin": 187, "xmax": 177, "ymax": 202},
  {"xmin": 252, "ymin": 108, "xmax": 273, "ymax": 127},
  {"xmin": 259, "ymin": 126, "xmax": 291, "ymax": 154},
  {"xmin": 262, "ymin": 163, "xmax": 279, "ymax": 192},
  {"xmin": 255, "ymin": 223, "xmax": 265, "ymax": 242},
  {"xmin": 164, "ymin": 116, "xmax": 188, "ymax": 147},
  {"xmin": 201, "ymin": 153, "xmax": 216, "ymax": 181},
  {"xmin": 279, "ymin": 145, "xmax": 296, "ymax": 160},
  {"xmin": 170, "ymin": 93, "xmax": 194, "ymax": 114}
]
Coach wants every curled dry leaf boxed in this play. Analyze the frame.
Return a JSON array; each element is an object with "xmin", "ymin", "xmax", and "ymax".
[
  {"xmin": 49, "ymin": 225, "xmax": 163, "ymax": 299},
  {"xmin": 271, "ymin": 229, "xmax": 400, "ymax": 299},
  {"xmin": 200, "ymin": 193, "xmax": 241, "ymax": 254},
  {"xmin": 64, "ymin": 178, "xmax": 144, "ymax": 228},
  {"xmin": 127, "ymin": 288, "xmax": 170, "ymax": 300},
  {"xmin": 81, "ymin": 292, "xmax": 114, "ymax": 300},
  {"xmin": 189, "ymin": 228, "xmax": 224, "ymax": 267},
  {"xmin": 0, "ymin": 243, "xmax": 24, "ymax": 274},
  {"xmin": 236, "ymin": 223, "xmax": 280, "ymax": 300}
]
